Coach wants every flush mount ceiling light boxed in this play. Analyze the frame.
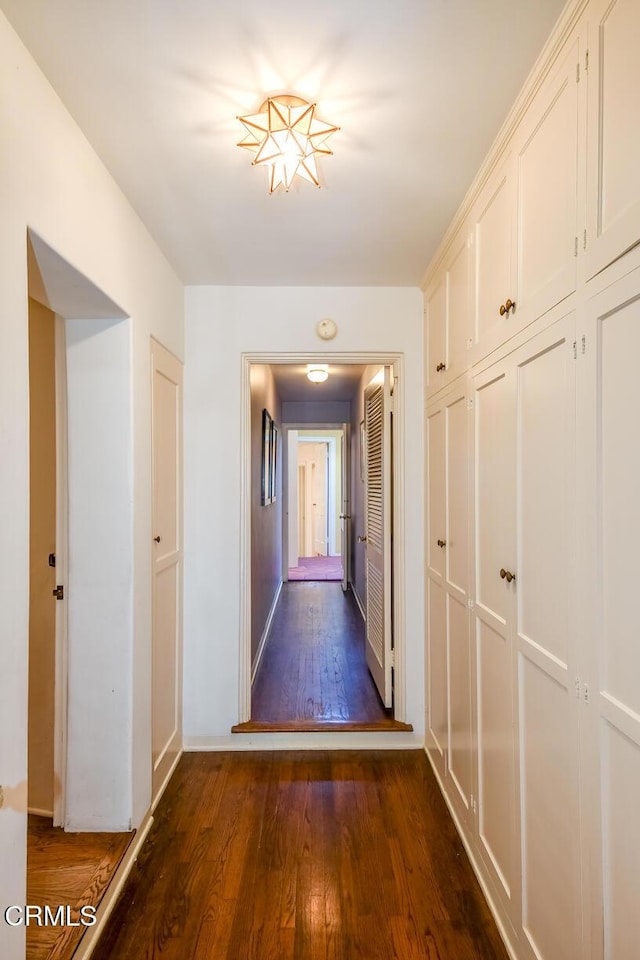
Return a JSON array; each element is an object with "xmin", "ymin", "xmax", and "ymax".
[
  {"xmin": 307, "ymin": 363, "xmax": 329, "ymax": 384},
  {"xmin": 237, "ymin": 95, "xmax": 339, "ymax": 193}
]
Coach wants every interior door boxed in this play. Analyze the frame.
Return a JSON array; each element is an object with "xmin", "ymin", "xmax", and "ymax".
[
  {"xmin": 340, "ymin": 426, "xmax": 349, "ymax": 592},
  {"xmin": 364, "ymin": 367, "xmax": 393, "ymax": 707},
  {"xmin": 151, "ymin": 339, "xmax": 182, "ymax": 802}
]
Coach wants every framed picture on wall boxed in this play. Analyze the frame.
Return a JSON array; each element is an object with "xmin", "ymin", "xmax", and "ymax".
[
  {"xmin": 261, "ymin": 408, "xmax": 272, "ymax": 505},
  {"xmin": 270, "ymin": 421, "xmax": 278, "ymax": 503}
]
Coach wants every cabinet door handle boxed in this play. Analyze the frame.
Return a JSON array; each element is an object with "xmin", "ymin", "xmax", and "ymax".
[
  {"xmin": 436, "ymin": 362, "xmax": 446, "ymax": 372},
  {"xmin": 500, "ymin": 568, "xmax": 516, "ymax": 583},
  {"xmin": 437, "ymin": 539, "xmax": 446, "ymax": 548},
  {"xmin": 500, "ymin": 299, "xmax": 516, "ymax": 317}
]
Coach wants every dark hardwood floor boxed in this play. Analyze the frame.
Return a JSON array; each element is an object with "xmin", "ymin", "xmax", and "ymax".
[
  {"xmin": 26, "ymin": 815, "xmax": 133, "ymax": 960},
  {"xmin": 247, "ymin": 582, "xmax": 409, "ymax": 730},
  {"xmin": 91, "ymin": 751, "xmax": 508, "ymax": 960}
]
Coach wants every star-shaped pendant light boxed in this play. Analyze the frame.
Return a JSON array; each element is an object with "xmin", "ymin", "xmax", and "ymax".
[{"xmin": 237, "ymin": 95, "xmax": 338, "ymax": 193}]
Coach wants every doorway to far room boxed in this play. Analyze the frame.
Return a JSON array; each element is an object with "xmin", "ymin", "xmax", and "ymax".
[{"xmin": 287, "ymin": 429, "xmax": 344, "ymax": 583}]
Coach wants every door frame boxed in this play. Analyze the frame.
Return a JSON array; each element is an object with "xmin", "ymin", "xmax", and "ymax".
[
  {"xmin": 288, "ymin": 432, "xmax": 339, "ymax": 563},
  {"xmin": 52, "ymin": 314, "xmax": 69, "ymax": 827},
  {"xmin": 239, "ymin": 352, "xmax": 407, "ymax": 723}
]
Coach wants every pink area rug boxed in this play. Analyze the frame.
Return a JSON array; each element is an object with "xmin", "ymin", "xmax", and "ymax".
[{"xmin": 288, "ymin": 555, "xmax": 344, "ymax": 581}]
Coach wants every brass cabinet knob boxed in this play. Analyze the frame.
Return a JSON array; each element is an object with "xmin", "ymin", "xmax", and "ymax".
[
  {"xmin": 154, "ymin": 536, "xmax": 161, "ymax": 543},
  {"xmin": 500, "ymin": 568, "xmax": 516, "ymax": 583},
  {"xmin": 499, "ymin": 303, "xmax": 507, "ymax": 316},
  {"xmin": 437, "ymin": 539, "xmax": 446, "ymax": 548},
  {"xmin": 436, "ymin": 362, "xmax": 446, "ymax": 372}
]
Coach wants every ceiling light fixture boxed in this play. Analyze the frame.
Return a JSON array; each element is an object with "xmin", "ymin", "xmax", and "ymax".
[
  {"xmin": 237, "ymin": 95, "xmax": 339, "ymax": 193},
  {"xmin": 307, "ymin": 363, "xmax": 329, "ymax": 384}
]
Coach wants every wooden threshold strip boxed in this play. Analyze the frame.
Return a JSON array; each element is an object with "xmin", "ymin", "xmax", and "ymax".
[{"xmin": 231, "ymin": 718, "xmax": 413, "ymax": 733}]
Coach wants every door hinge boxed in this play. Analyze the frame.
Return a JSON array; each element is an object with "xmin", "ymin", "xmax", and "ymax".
[
  {"xmin": 48, "ymin": 552, "xmax": 56, "ymax": 567},
  {"xmin": 583, "ymin": 681, "xmax": 590, "ymax": 704},
  {"xmin": 574, "ymin": 236, "xmax": 578, "ymax": 257},
  {"xmin": 572, "ymin": 340, "xmax": 577, "ymax": 360},
  {"xmin": 390, "ymin": 649, "xmax": 395, "ymax": 668},
  {"xmin": 52, "ymin": 585, "xmax": 64, "ymax": 600},
  {"xmin": 575, "ymin": 677, "xmax": 581, "ymax": 699},
  {"xmin": 583, "ymin": 228, "xmax": 587, "ymax": 250},
  {"xmin": 576, "ymin": 62, "xmax": 580, "ymax": 83},
  {"xmin": 467, "ymin": 598, "xmax": 475, "ymax": 610},
  {"xmin": 466, "ymin": 398, "xmax": 473, "ymax": 410},
  {"xmin": 581, "ymin": 334, "xmax": 586, "ymax": 354},
  {"xmin": 585, "ymin": 49, "xmax": 589, "ymax": 72},
  {"xmin": 470, "ymin": 794, "xmax": 477, "ymax": 815}
]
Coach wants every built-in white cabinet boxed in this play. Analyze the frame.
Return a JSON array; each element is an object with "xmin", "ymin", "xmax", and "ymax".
[
  {"xmin": 425, "ymin": 227, "xmax": 471, "ymax": 392},
  {"xmin": 585, "ymin": 0, "xmax": 640, "ymax": 280},
  {"xmin": 513, "ymin": 33, "xmax": 583, "ymax": 325},
  {"xmin": 472, "ymin": 314, "xmax": 583, "ymax": 958},
  {"xmin": 580, "ymin": 266, "xmax": 640, "ymax": 960},
  {"xmin": 425, "ymin": 377, "xmax": 473, "ymax": 830},
  {"xmin": 423, "ymin": 1, "xmax": 640, "ymax": 957},
  {"xmin": 470, "ymin": 148, "xmax": 517, "ymax": 358}
]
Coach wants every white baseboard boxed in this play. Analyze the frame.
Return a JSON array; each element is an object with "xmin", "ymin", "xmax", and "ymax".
[
  {"xmin": 152, "ymin": 746, "xmax": 183, "ymax": 814},
  {"xmin": 423, "ymin": 747, "xmax": 520, "ymax": 960},
  {"xmin": 28, "ymin": 806, "xmax": 54, "ymax": 819},
  {"xmin": 71, "ymin": 811, "xmax": 154, "ymax": 960},
  {"xmin": 351, "ymin": 581, "xmax": 366, "ymax": 621},
  {"xmin": 251, "ymin": 578, "xmax": 283, "ymax": 685},
  {"xmin": 184, "ymin": 731, "xmax": 423, "ymax": 751}
]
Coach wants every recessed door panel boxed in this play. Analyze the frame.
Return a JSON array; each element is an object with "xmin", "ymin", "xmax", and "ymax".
[
  {"xmin": 517, "ymin": 332, "xmax": 572, "ymax": 666},
  {"xmin": 474, "ymin": 152, "xmax": 516, "ymax": 347},
  {"xmin": 477, "ymin": 616, "xmax": 516, "ymax": 900},
  {"xmin": 600, "ymin": 295, "xmax": 640, "ymax": 716},
  {"xmin": 426, "ymin": 278, "xmax": 446, "ymax": 391},
  {"xmin": 519, "ymin": 657, "xmax": 581, "ymax": 960},
  {"xmin": 446, "ymin": 393, "xmax": 468, "ymax": 594},
  {"xmin": 474, "ymin": 369, "xmax": 515, "ymax": 624},
  {"xmin": 587, "ymin": 0, "xmax": 640, "ymax": 277},
  {"xmin": 427, "ymin": 406, "xmax": 445, "ymax": 577},
  {"xmin": 428, "ymin": 578, "xmax": 447, "ymax": 759},
  {"xmin": 447, "ymin": 235, "xmax": 470, "ymax": 369},
  {"xmin": 448, "ymin": 593, "xmax": 472, "ymax": 809},
  {"xmin": 517, "ymin": 39, "xmax": 579, "ymax": 319},
  {"xmin": 600, "ymin": 722, "xmax": 640, "ymax": 960}
]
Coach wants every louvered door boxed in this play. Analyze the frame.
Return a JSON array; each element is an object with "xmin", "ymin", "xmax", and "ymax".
[{"xmin": 364, "ymin": 367, "xmax": 393, "ymax": 707}]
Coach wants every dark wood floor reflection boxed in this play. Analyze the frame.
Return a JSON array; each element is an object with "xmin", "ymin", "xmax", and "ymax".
[
  {"xmin": 248, "ymin": 582, "xmax": 406, "ymax": 730},
  {"xmin": 26, "ymin": 815, "xmax": 132, "ymax": 960},
  {"xmin": 91, "ymin": 751, "xmax": 509, "ymax": 960}
]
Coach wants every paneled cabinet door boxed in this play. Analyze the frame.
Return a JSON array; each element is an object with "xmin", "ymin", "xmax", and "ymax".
[
  {"xmin": 472, "ymin": 315, "xmax": 582, "ymax": 954},
  {"xmin": 425, "ymin": 380, "xmax": 473, "ymax": 827},
  {"xmin": 470, "ymin": 148, "xmax": 517, "ymax": 361},
  {"xmin": 512, "ymin": 316, "xmax": 582, "ymax": 960},
  {"xmin": 425, "ymin": 227, "xmax": 471, "ymax": 396},
  {"xmin": 582, "ymin": 267, "xmax": 640, "ymax": 960},
  {"xmin": 515, "ymin": 32, "xmax": 582, "ymax": 325},
  {"xmin": 585, "ymin": 0, "xmax": 640, "ymax": 280}
]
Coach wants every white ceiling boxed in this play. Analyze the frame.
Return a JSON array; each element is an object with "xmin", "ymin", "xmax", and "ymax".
[{"xmin": 1, "ymin": 0, "xmax": 566, "ymax": 287}]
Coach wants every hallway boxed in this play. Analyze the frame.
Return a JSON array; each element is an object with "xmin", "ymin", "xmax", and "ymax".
[
  {"xmin": 249, "ymin": 582, "xmax": 403, "ymax": 730},
  {"xmin": 91, "ymin": 750, "xmax": 509, "ymax": 960}
]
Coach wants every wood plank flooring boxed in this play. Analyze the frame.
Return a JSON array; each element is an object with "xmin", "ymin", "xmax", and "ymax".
[
  {"xmin": 26, "ymin": 815, "xmax": 133, "ymax": 960},
  {"xmin": 249, "ymin": 582, "xmax": 407, "ymax": 729},
  {"xmin": 91, "ymin": 751, "xmax": 508, "ymax": 960}
]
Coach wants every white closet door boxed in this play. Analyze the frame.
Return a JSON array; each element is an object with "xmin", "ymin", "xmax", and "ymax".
[
  {"xmin": 516, "ymin": 34, "xmax": 581, "ymax": 323},
  {"xmin": 514, "ymin": 316, "xmax": 582, "ymax": 960},
  {"xmin": 472, "ymin": 358, "xmax": 519, "ymax": 921},
  {"xmin": 426, "ymin": 402, "xmax": 447, "ymax": 771},
  {"xmin": 364, "ymin": 368, "xmax": 393, "ymax": 707},
  {"xmin": 584, "ymin": 268, "xmax": 640, "ymax": 960},
  {"xmin": 585, "ymin": 0, "xmax": 640, "ymax": 279},
  {"xmin": 445, "ymin": 383, "xmax": 472, "ymax": 825},
  {"xmin": 151, "ymin": 339, "xmax": 183, "ymax": 802}
]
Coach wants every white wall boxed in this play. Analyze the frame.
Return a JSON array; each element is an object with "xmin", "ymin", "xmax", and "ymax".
[
  {"xmin": 0, "ymin": 15, "xmax": 183, "ymax": 958},
  {"xmin": 183, "ymin": 285, "xmax": 425, "ymax": 741}
]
